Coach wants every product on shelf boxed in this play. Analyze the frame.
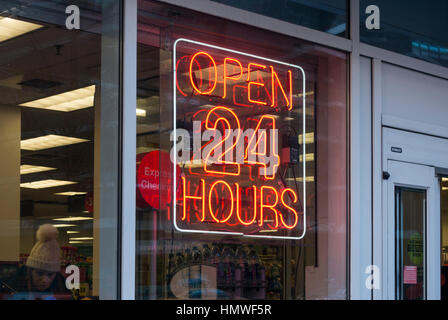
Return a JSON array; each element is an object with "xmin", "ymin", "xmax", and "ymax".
[
  {"xmin": 201, "ymin": 244, "xmax": 211, "ymax": 264},
  {"xmin": 164, "ymin": 241, "xmax": 277, "ymax": 300}
]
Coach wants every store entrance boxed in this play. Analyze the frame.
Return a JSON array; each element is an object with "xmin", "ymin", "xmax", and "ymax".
[
  {"xmin": 381, "ymin": 128, "xmax": 448, "ymax": 300},
  {"xmin": 385, "ymin": 160, "xmax": 437, "ymax": 300}
]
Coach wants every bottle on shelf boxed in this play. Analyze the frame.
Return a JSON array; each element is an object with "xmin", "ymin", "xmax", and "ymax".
[
  {"xmin": 267, "ymin": 262, "xmax": 282, "ymax": 300},
  {"xmin": 215, "ymin": 247, "xmax": 225, "ymax": 293},
  {"xmin": 191, "ymin": 246, "xmax": 202, "ymax": 264},
  {"xmin": 167, "ymin": 252, "xmax": 175, "ymax": 276},
  {"xmin": 211, "ymin": 243, "xmax": 221, "ymax": 265},
  {"xmin": 184, "ymin": 248, "xmax": 192, "ymax": 265},
  {"xmin": 175, "ymin": 252, "xmax": 185, "ymax": 270},
  {"xmin": 234, "ymin": 247, "xmax": 247, "ymax": 299},
  {"xmin": 201, "ymin": 244, "xmax": 211, "ymax": 265},
  {"xmin": 222, "ymin": 248, "xmax": 234, "ymax": 284},
  {"xmin": 188, "ymin": 245, "xmax": 203, "ymax": 298}
]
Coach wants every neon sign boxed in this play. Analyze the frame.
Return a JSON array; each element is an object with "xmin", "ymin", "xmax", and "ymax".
[{"xmin": 173, "ymin": 38, "xmax": 307, "ymax": 240}]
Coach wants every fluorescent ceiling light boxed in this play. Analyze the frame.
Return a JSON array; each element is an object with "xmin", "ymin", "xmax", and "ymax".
[
  {"xmin": 53, "ymin": 217, "xmax": 93, "ymax": 222},
  {"xmin": 0, "ymin": 17, "xmax": 42, "ymax": 42},
  {"xmin": 19, "ymin": 85, "xmax": 95, "ymax": 112},
  {"xmin": 443, "ymin": 187, "xmax": 448, "ymax": 191},
  {"xmin": 21, "ymin": 179, "xmax": 77, "ymax": 189},
  {"xmin": 20, "ymin": 164, "xmax": 56, "ymax": 175},
  {"xmin": 69, "ymin": 237, "xmax": 93, "ymax": 241},
  {"xmin": 66, "ymin": 231, "xmax": 80, "ymax": 234},
  {"xmin": 54, "ymin": 191, "xmax": 87, "ymax": 196},
  {"xmin": 442, "ymin": 177, "xmax": 448, "ymax": 182},
  {"xmin": 179, "ymin": 159, "xmax": 203, "ymax": 168},
  {"xmin": 136, "ymin": 108, "xmax": 146, "ymax": 117},
  {"xmin": 299, "ymin": 132, "xmax": 314, "ymax": 145},
  {"xmin": 286, "ymin": 176, "xmax": 315, "ymax": 182},
  {"xmin": 69, "ymin": 241, "xmax": 91, "ymax": 244},
  {"xmin": 294, "ymin": 91, "xmax": 314, "ymax": 98},
  {"xmin": 300, "ymin": 153, "xmax": 314, "ymax": 162},
  {"xmin": 21, "ymin": 134, "xmax": 89, "ymax": 151},
  {"xmin": 52, "ymin": 224, "xmax": 76, "ymax": 228}
]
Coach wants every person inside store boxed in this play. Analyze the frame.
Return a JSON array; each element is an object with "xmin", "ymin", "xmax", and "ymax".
[{"xmin": 0, "ymin": 224, "xmax": 72, "ymax": 300}]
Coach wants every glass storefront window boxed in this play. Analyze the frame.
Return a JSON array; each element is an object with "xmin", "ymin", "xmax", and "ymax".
[
  {"xmin": 0, "ymin": 0, "xmax": 121, "ymax": 300},
  {"xmin": 360, "ymin": 0, "xmax": 448, "ymax": 68},
  {"xmin": 136, "ymin": 0, "xmax": 348, "ymax": 300},
  {"xmin": 211, "ymin": 0, "xmax": 348, "ymax": 37}
]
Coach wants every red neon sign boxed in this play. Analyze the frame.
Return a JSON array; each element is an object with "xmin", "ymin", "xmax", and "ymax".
[
  {"xmin": 173, "ymin": 38, "xmax": 307, "ymax": 240},
  {"xmin": 222, "ymin": 58, "xmax": 243, "ymax": 99}
]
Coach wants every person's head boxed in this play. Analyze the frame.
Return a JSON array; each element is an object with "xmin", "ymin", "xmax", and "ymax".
[
  {"xmin": 25, "ymin": 224, "xmax": 61, "ymax": 292},
  {"xmin": 29, "ymin": 268, "xmax": 57, "ymax": 292}
]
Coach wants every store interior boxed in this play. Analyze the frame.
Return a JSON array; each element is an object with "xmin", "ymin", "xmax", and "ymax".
[{"xmin": 0, "ymin": 11, "xmax": 105, "ymax": 298}]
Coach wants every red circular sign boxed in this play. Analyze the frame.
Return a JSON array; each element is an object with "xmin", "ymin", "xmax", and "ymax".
[{"xmin": 137, "ymin": 150, "xmax": 181, "ymax": 210}]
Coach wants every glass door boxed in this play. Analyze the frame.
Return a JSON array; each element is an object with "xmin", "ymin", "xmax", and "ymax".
[
  {"xmin": 384, "ymin": 160, "xmax": 439, "ymax": 300},
  {"xmin": 395, "ymin": 187, "xmax": 426, "ymax": 300}
]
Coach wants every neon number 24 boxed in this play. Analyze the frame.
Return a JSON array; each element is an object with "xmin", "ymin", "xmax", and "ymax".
[
  {"xmin": 244, "ymin": 115, "xmax": 279, "ymax": 180},
  {"xmin": 203, "ymin": 107, "xmax": 279, "ymax": 179},
  {"xmin": 204, "ymin": 106, "xmax": 242, "ymax": 176}
]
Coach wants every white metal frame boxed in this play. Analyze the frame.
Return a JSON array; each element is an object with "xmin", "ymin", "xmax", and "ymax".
[
  {"xmin": 349, "ymin": 0, "xmax": 371, "ymax": 300},
  {"xmin": 382, "ymin": 115, "xmax": 448, "ymax": 140},
  {"xmin": 121, "ymin": 0, "xmax": 137, "ymax": 300},
  {"xmin": 360, "ymin": 43, "xmax": 448, "ymax": 80},
  {"xmin": 371, "ymin": 58, "xmax": 382, "ymax": 300},
  {"xmin": 119, "ymin": 0, "xmax": 448, "ymax": 299}
]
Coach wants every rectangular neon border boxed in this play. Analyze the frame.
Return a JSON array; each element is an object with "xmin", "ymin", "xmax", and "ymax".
[{"xmin": 173, "ymin": 38, "xmax": 307, "ymax": 240}]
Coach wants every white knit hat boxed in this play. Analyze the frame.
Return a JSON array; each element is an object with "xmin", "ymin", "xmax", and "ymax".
[{"xmin": 26, "ymin": 224, "xmax": 61, "ymax": 272}]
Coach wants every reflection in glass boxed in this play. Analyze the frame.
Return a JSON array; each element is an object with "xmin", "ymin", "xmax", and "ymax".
[
  {"xmin": 212, "ymin": 0, "xmax": 348, "ymax": 37},
  {"xmin": 360, "ymin": 0, "xmax": 448, "ymax": 68}
]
